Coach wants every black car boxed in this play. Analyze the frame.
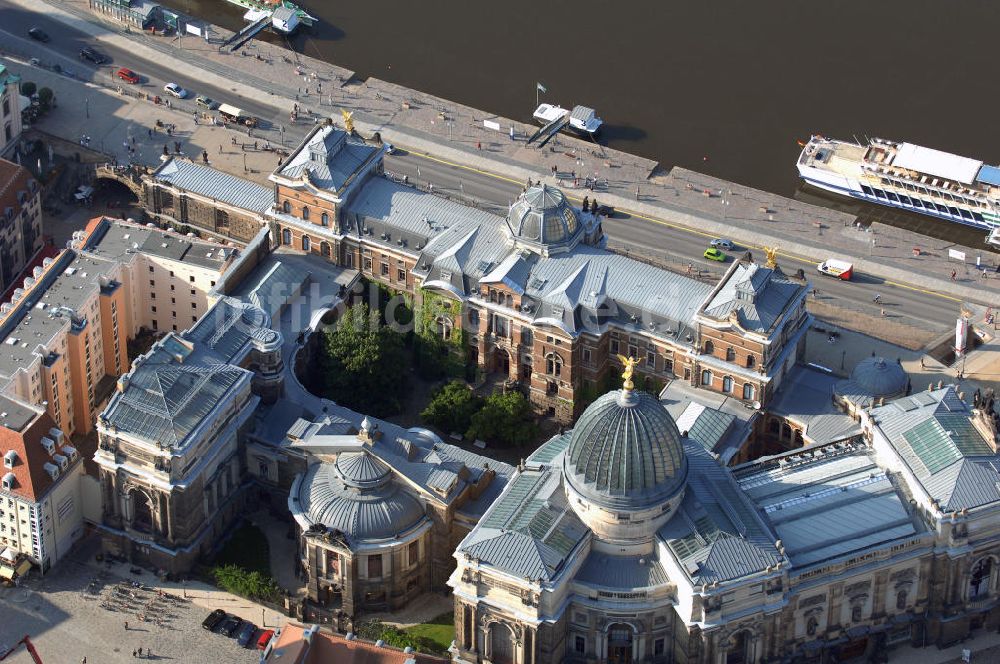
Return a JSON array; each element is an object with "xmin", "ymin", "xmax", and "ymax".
[
  {"xmin": 28, "ymin": 27, "xmax": 50, "ymax": 42},
  {"xmin": 216, "ymin": 615, "xmax": 241, "ymax": 637},
  {"xmin": 79, "ymin": 47, "xmax": 107, "ymax": 64},
  {"xmin": 594, "ymin": 204, "xmax": 615, "ymax": 217},
  {"xmin": 201, "ymin": 609, "xmax": 226, "ymax": 631}
]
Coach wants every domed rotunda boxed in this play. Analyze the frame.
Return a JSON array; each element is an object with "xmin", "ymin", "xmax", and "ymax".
[
  {"xmin": 505, "ymin": 185, "xmax": 584, "ymax": 256},
  {"xmin": 563, "ymin": 382, "xmax": 688, "ymax": 543},
  {"xmin": 835, "ymin": 355, "xmax": 910, "ymax": 414}
]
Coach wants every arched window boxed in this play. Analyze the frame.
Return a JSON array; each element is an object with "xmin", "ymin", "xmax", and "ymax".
[
  {"xmin": 726, "ymin": 347, "xmax": 735, "ymax": 361},
  {"xmin": 302, "ymin": 206, "xmax": 310, "ymax": 221},
  {"xmin": 282, "ymin": 200, "xmax": 290, "ymax": 213},
  {"xmin": 489, "ymin": 290, "xmax": 497, "ymax": 303},
  {"xmin": 743, "ymin": 383, "xmax": 756, "ymax": 400},
  {"xmin": 320, "ymin": 242, "xmax": 331, "ymax": 257},
  {"xmin": 704, "ymin": 340, "xmax": 714, "ymax": 355},
  {"xmin": 302, "ymin": 235, "xmax": 311, "ymax": 252},
  {"xmin": 488, "ymin": 623, "xmax": 514, "ymax": 664},
  {"xmin": 506, "ymin": 294, "xmax": 513, "ymax": 308},
  {"xmin": 701, "ymin": 370, "xmax": 712, "ymax": 386},
  {"xmin": 895, "ymin": 590, "xmax": 908, "ymax": 610},
  {"xmin": 321, "ymin": 212, "xmax": 329, "ymax": 226},
  {"xmin": 746, "ymin": 355, "xmax": 756, "ymax": 368},
  {"xmin": 281, "ymin": 228, "xmax": 292, "ymax": 245},
  {"xmin": 546, "ymin": 353, "xmax": 562, "ymax": 377},
  {"xmin": 722, "ymin": 376, "xmax": 733, "ymax": 393},
  {"xmin": 436, "ymin": 316, "xmax": 452, "ymax": 341},
  {"xmin": 806, "ymin": 617, "xmax": 818, "ymax": 636},
  {"xmin": 768, "ymin": 418, "xmax": 780, "ymax": 434},
  {"xmin": 851, "ymin": 605, "xmax": 863, "ymax": 623},
  {"xmin": 971, "ymin": 558, "xmax": 993, "ymax": 599}
]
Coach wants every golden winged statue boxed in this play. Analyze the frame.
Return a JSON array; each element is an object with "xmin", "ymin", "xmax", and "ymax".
[
  {"xmin": 616, "ymin": 355, "xmax": 642, "ymax": 391},
  {"xmin": 340, "ymin": 109, "xmax": 355, "ymax": 134},
  {"xmin": 763, "ymin": 246, "xmax": 778, "ymax": 269}
]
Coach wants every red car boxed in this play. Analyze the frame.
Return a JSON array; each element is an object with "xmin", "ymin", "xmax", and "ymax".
[
  {"xmin": 116, "ymin": 67, "xmax": 140, "ymax": 84},
  {"xmin": 256, "ymin": 629, "xmax": 274, "ymax": 650}
]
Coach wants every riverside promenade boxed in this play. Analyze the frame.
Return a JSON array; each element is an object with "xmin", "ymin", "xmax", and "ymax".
[{"xmin": 13, "ymin": 0, "xmax": 1000, "ymax": 306}]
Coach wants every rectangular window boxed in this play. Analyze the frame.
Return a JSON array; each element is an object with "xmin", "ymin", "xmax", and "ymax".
[
  {"xmin": 367, "ymin": 555, "xmax": 382, "ymax": 578},
  {"xmin": 149, "ymin": 279, "xmax": 155, "ymax": 286},
  {"xmin": 647, "ymin": 349, "xmax": 656, "ymax": 370},
  {"xmin": 610, "ymin": 339, "xmax": 620, "ymax": 355},
  {"xmin": 408, "ymin": 541, "xmax": 419, "ymax": 566},
  {"xmin": 148, "ymin": 266, "xmax": 154, "ymax": 273},
  {"xmin": 655, "ymin": 639, "xmax": 665, "ymax": 656},
  {"xmin": 380, "ymin": 262, "xmax": 389, "ymax": 276},
  {"xmin": 397, "ymin": 268, "xmax": 406, "ymax": 282},
  {"xmin": 583, "ymin": 348, "xmax": 592, "ymax": 366},
  {"xmin": 575, "ymin": 636, "xmax": 585, "ymax": 653},
  {"xmin": 189, "ymin": 276, "xmax": 195, "ymax": 283},
  {"xmin": 363, "ymin": 258, "xmax": 373, "ymax": 271}
]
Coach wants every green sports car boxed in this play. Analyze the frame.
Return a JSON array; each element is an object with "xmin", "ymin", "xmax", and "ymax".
[{"xmin": 704, "ymin": 247, "xmax": 727, "ymax": 262}]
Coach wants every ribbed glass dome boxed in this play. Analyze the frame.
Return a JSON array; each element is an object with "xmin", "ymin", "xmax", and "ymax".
[
  {"xmin": 506, "ymin": 185, "xmax": 580, "ymax": 253},
  {"xmin": 564, "ymin": 389, "xmax": 687, "ymax": 511},
  {"xmin": 850, "ymin": 356, "xmax": 908, "ymax": 398}
]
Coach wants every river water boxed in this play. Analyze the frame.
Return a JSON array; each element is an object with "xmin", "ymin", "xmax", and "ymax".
[{"xmin": 169, "ymin": 0, "xmax": 1000, "ymax": 248}]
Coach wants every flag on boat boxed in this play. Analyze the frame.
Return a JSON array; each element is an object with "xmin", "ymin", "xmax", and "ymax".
[
  {"xmin": 536, "ymin": 82, "xmax": 547, "ymax": 93},
  {"xmin": 797, "ymin": 139, "xmax": 807, "ymax": 148}
]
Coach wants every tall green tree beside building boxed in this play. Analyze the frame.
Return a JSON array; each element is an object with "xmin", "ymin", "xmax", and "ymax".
[
  {"xmin": 466, "ymin": 390, "xmax": 538, "ymax": 447},
  {"xmin": 420, "ymin": 380, "xmax": 482, "ymax": 435}
]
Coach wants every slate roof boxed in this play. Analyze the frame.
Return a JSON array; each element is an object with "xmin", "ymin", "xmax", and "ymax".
[
  {"xmin": 675, "ymin": 402, "xmax": 736, "ymax": 453},
  {"xmin": 770, "ymin": 366, "xmax": 862, "ymax": 446},
  {"xmin": 872, "ymin": 387, "xmax": 1000, "ymax": 511},
  {"xmin": 458, "ymin": 466, "xmax": 589, "ymax": 583},
  {"xmin": 184, "ymin": 297, "xmax": 275, "ymax": 365},
  {"xmin": 102, "ymin": 336, "xmax": 251, "ymax": 450},
  {"xmin": 152, "ymin": 158, "xmax": 272, "ymax": 214},
  {"xmin": 277, "ymin": 125, "xmax": 379, "ymax": 195},
  {"xmin": 575, "ymin": 551, "xmax": 669, "ymax": 589},
  {"xmin": 658, "ymin": 441, "xmax": 782, "ymax": 584},
  {"xmin": 737, "ymin": 444, "xmax": 925, "ymax": 568},
  {"xmin": 701, "ymin": 263, "xmax": 804, "ymax": 335}
]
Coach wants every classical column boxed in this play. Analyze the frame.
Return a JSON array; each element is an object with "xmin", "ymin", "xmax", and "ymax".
[{"xmin": 164, "ymin": 493, "xmax": 174, "ymax": 543}]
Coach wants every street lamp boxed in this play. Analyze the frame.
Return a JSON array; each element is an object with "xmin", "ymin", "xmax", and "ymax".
[
  {"xmin": 279, "ymin": 124, "xmax": 284, "ymax": 146},
  {"xmin": 85, "ymin": 97, "xmax": 89, "ymax": 119},
  {"xmin": 243, "ymin": 153, "xmax": 247, "ymax": 172}
]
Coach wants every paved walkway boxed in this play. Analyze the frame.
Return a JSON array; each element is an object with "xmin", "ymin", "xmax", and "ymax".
[{"xmin": 12, "ymin": 0, "xmax": 1000, "ymax": 306}]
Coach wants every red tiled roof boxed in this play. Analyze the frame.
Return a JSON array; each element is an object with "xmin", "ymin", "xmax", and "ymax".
[
  {"xmin": 0, "ymin": 405, "xmax": 59, "ymax": 503},
  {"xmin": 269, "ymin": 624, "xmax": 450, "ymax": 664},
  {"xmin": 0, "ymin": 159, "xmax": 35, "ymax": 220}
]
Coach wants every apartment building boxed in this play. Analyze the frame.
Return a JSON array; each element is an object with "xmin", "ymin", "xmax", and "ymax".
[{"xmin": 0, "ymin": 159, "xmax": 43, "ymax": 292}]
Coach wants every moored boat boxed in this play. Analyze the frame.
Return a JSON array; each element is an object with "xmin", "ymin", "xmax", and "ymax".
[
  {"xmin": 532, "ymin": 103, "xmax": 603, "ymax": 137},
  {"xmin": 225, "ymin": 0, "xmax": 316, "ymax": 28}
]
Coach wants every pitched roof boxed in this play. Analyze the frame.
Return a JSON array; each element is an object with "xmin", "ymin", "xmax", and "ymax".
[
  {"xmin": 0, "ymin": 159, "xmax": 36, "ymax": 219},
  {"xmin": 277, "ymin": 125, "xmax": 379, "ymax": 195},
  {"xmin": 152, "ymin": 158, "xmax": 272, "ymax": 214},
  {"xmin": 268, "ymin": 623, "xmax": 449, "ymax": 664},
  {"xmin": 701, "ymin": 263, "xmax": 804, "ymax": 334},
  {"xmin": 0, "ymin": 398, "xmax": 62, "ymax": 502}
]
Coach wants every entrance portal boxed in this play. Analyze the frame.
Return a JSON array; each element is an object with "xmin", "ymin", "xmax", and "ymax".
[{"xmin": 607, "ymin": 624, "xmax": 634, "ymax": 664}]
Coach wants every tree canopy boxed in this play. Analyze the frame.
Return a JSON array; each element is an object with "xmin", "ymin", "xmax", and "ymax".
[
  {"xmin": 466, "ymin": 390, "xmax": 538, "ymax": 447},
  {"xmin": 420, "ymin": 380, "xmax": 482, "ymax": 435},
  {"xmin": 319, "ymin": 303, "xmax": 408, "ymax": 417}
]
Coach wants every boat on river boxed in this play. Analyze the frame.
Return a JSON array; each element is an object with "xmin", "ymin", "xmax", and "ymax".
[
  {"xmin": 225, "ymin": 0, "xmax": 316, "ymax": 28},
  {"xmin": 798, "ymin": 135, "xmax": 1000, "ymax": 232},
  {"xmin": 532, "ymin": 104, "xmax": 603, "ymax": 137}
]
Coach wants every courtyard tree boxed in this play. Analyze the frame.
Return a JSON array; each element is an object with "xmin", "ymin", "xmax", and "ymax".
[
  {"xmin": 19, "ymin": 81, "xmax": 36, "ymax": 97},
  {"xmin": 319, "ymin": 302, "xmax": 408, "ymax": 417},
  {"xmin": 466, "ymin": 389, "xmax": 538, "ymax": 447},
  {"xmin": 36, "ymin": 87, "xmax": 53, "ymax": 111},
  {"xmin": 421, "ymin": 380, "xmax": 482, "ymax": 435}
]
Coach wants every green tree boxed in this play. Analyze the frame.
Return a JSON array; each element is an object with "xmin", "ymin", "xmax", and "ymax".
[
  {"xmin": 36, "ymin": 87, "xmax": 53, "ymax": 111},
  {"xmin": 319, "ymin": 303, "xmax": 408, "ymax": 417},
  {"xmin": 421, "ymin": 380, "xmax": 482, "ymax": 435},
  {"xmin": 210, "ymin": 564, "xmax": 281, "ymax": 602},
  {"xmin": 466, "ymin": 390, "xmax": 538, "ymax": 447},
  {"xmin": 19, "ymin": 81, "xmax": 36, "ymax": 97}
]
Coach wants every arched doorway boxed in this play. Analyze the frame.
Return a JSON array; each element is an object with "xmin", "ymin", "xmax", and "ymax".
[
  {"xmin": 488, "ymin": 623, "xmax": 514, "ymax": 664},
  {"xmin": 970, "ymin": 558, "xmax": 993, "ymax": 599},
  {"xmin": 607, "ymin": 623, "xmax": 634, "ymax": 664},
  {"xmin": 130, "ymin": 489, "xmax": 155, "ymax": 534},
  {"xmin": 726, "ymin": 630, "xmax": 752, "ymax": 664}
]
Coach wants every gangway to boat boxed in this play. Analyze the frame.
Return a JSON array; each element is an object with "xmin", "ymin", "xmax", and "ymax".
[
  {"xmin": 224, "ymin": 15, "xmax": 271, "ymax": 51},
  {"xmin": 527, "ymin": 115, "xmax": 568, "ymax": 147}
]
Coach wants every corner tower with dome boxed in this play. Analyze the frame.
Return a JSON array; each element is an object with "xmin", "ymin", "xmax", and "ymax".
[{"xmin": 450, "ymin": 372, "xmax": 783, "ymax": 664}]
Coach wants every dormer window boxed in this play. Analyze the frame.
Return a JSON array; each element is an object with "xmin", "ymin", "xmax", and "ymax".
[
  {"xmin": 3, "ymin": 450, "xmax": 16, "ymax": 468},
  {"xmin": 1, "ymin": 472, "xmax": 14, "ymax": 490}
]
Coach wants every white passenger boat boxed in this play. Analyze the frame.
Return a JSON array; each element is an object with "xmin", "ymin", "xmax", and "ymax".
[
  {"xmin": 532, "ymin": 104, "xmax": 603, "ymax": 137},
  {"xmin": 798, "ymin": 136, "xmax": 1000, "ymax": 231}
]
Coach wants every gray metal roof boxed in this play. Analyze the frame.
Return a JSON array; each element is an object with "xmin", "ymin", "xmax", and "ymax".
[
  {"xmin": 506, "ymin": 185, "xmax": 582, "ymax": 252},
  {"xmin": 575, "ymin": 551, "xmax": 669, "ymax": 589},
  {"xmin": 564, "ymin": 388, "xmax": 687, "ymax": 511},
  {"xmin": 702, "ymin": 263, "xmax": 804, "ymax": 334},
  {"xmin": 0, "ymin": 394, "xmax": 40, "ymax": 433},
  {"xmin": 278, "ymin": 125, "xmax": 379, "ymax": 194},
  {"xmin": 873, "ymin": 387, "xmax": 1000, "ymax": 510},
  {"xmin": 737, "ymin": 444, "xmax": 924, "ymax": 568},
  {"xmin": 770, "ymin": 366, "xmax": 861, "ymax": 446},
  {"xmin": 675, "ymin": 402, "xmax": 735, "ymax": 452},
  {"xmin": 152, "ymin": 158, "xmax": 273, "ymax": 214},
  {"xmin": 183, "ymin": 297, "xmax": 274, "ymax": 365},
  {"xmin": 294, "ymin": 460, "xmax": 427, "ymax": 542},
  {"xmin": 83, "ymin": 218, "xmax": 235, "ymax": 270},
  {"xmin": 658, "ymin": 440, "xmax": 781, "ymax": 584},
  {"xmin": 836, "ymin": 356, "xmax": 909, "ymax": 404}
]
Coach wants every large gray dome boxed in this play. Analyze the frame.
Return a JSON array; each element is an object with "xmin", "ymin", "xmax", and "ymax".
[
  {"xmin": 506, "ymin": 185, "xmax": 580, "ymax": 254},
  {"xmin": 564, "ymin": 389, "xmax": 687, "ymax": 511},
  {"xmin": 850, "ymin": 356, "xmax": 908, "ymax": 398},
  {"xmin": 296, "ymin": 460, "xmax": 426, "ymax": 542}
]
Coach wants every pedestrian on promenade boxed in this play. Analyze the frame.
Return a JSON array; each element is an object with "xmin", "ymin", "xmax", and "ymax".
[
  {"xmin": 132, "ymin": 650, "xmax": 137, "ymax": 658},
  {"xmin": 138, "ymin": 647, "xmax": 143, "ymax": 657},
  {"xmin": 254, "ymin": 141, "xmax": 258, "ymax": 150},
  {"xmin": 509, "ymin": 126, "xmax": 515, "ymax": 141},
  {"xmin": 125, "ymin": 620, "xmax": 129, "ymax": 630},
  {"xmin": 147, "ymin": 128, "xmax": 152, "ymax": 138},
  {"xmin": 477, "ymin": 141, "xmax": 482, "ymax": 151},
  {"xmin": 951, "ymin": 270, "xmax": 957, "ymax": 280},
  {"xmin": 920, "ymin": 357, "xmax": 925, "ymax": 369},
  {"xmin": 163, "ymin": 145, "xmax": 169, "ymax": 156},
  {"xmin": 166, "ymin": 126, "xmax": 172, "ymax": 137},
  {"xmin": 193, "ymin": 113, "xmax": 198, "ymax": 125},
  {"xmin": 232, "ymin": 136, "xmax": 237, "ymax": 146},
  {"xmin": 219, "ymin": 145, "xmax": 223, "ymax": 154},
  {"xmin": 635, "ymin": 185, "xmax": 640, "ymax": 200},
  {"xmin": 582, "ymin": 196, "xmax": 589, "ymax": 212}
]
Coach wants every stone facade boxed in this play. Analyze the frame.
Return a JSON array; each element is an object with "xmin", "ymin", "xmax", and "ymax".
[{"xmin": 146, "ymin": 177, "xmax": 266, "ymax": 244}]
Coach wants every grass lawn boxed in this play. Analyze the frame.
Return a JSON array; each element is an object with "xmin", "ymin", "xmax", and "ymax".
[
  {"xmin": 214, "ymin": 523, "xmax": 271, "ymax": 575},
  {"xmin": 404, "ymin": 612, "xmax": 455, "ymax": 653}
]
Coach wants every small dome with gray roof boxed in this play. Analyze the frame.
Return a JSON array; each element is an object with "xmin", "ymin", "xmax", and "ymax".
[
  {"xmin": 849, "ymin": 356, "xmax": 908, "ymax": 399},
  {"xmin": 564, "ymin": 388, "xmax": 687, "ymax": 513},
  {"xmin": 506, "ymin": 185, "xmax": 581, "ymax": 255},
  {"xmin": 294, "ymin": 461, "xmax": 426, "ymax": 542}
]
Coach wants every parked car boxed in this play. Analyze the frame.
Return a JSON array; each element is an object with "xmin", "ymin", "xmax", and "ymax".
[
  {"xmin": 594, "ymin": 203, "xmax": 615, "ymax": 217},
  {"xmin": 236, "ymin": 621, "xmax": 257, "ymax": 647},
  {"xmin": 216, "ymin": 615, "xmax": 241, "ymax": 637},
  {"xmin": 163, "ymin": 82, "xmax": 188, "ymax": 98},
  {"xmin": 28, "ymin": 28, "xmax": 50, "ymax": 42},
  {"xmin": 256, "ymin": 629, "xmax": 275, "ymax": 650},
  {"xmin": 196, "ymin": 95, "xmax": 218, "ymax": 109},
  {"xmin": 201, "ymin": 609, "xmax": 226, "ymax": 631},
  {"xmin": 116, "ymin": 67, "xmax": 140, "ymax": 84},
  {"xmin": 79, "ymin": 47, "xmax": 107, "ymax": 64},
  {"xmin": 704, "ymin": 247, "xmax": 727, "ymax": 262},
  {"xmin": 710, "ymin": 238, "xmax": 734, "ymax": 251},
  {"xmin": 383, "ymin": 142, "xmax": 396, "ymax": 155}
]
